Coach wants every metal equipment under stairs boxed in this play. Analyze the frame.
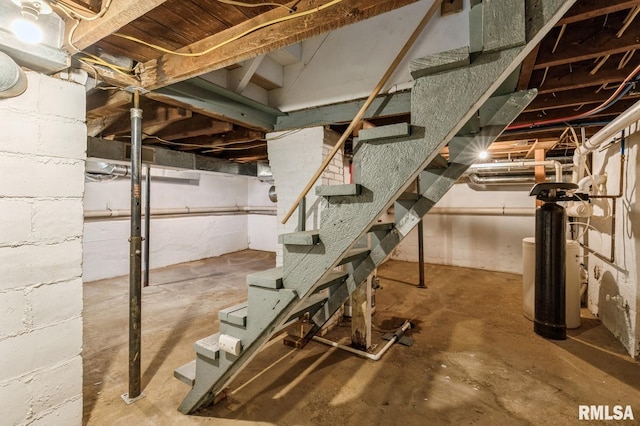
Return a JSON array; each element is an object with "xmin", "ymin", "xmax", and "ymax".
[{"xmin": 174, "ymin": 0, "xmax": 575, "ymax": 414}]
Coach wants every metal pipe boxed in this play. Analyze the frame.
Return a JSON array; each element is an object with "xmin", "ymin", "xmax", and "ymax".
[
  {"xmin": 416, "ymin": 179, "xmax": 425, "ymax": 288},
  {"xmin": 128, "ymin": 91, "xmax": 143, "ymax": 400},
  {"xmin": 312, "ymin": 321, "xmax": 412, "ymax": 361},
  {"xmin": 143, "ymin": 165, "xmax": 151, "ymax": 288},
  {"xmin": 298, "ymin": 196, "xmax": 306, "ymax": 232},
  {"xmin": 468, "ymin": 174, "xmax": 537, "ymax": 185},
  {"xmin": 429, "ymin": 207, "xmax": 535, "ymax": 216},
  {"xmin": 0, "ymin": 51, "xmax": 27, "ymax": 99},
  {"xmin": 470, "ymin": 160, "xmax": 563, "ymax": 182},
  {"xmin": 84, "ymin": 206, "xmax": 276, "ymax": 219}
]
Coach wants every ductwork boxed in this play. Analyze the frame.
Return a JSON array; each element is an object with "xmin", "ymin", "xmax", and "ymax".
[
  {"xmin": 0, "ymin": 51, "xmax": 27, "ymax": 99},
  {"xmin": 470, "ymin": 160, "xmax": 563, "ymax": 182},
  {"xmin": 86, "ymin": 161, "xmax": 130, "ymax": 176}
]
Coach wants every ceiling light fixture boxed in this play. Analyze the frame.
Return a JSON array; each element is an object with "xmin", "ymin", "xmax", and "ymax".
[
  {"xmin": 478, "ymin": 150, "xmax": 489, "ymax": 160},
  {"xmin": 10, "ymin": 0, "xmax": 53, "ymax": 44}
]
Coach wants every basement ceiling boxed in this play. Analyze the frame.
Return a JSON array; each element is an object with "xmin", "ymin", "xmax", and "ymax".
[{"xmin": 58, "ymin": 0, "xmax": 640, "ymax": 164}]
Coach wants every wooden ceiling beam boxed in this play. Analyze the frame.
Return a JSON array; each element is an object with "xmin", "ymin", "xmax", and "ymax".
[
  {"xmin": 525, "ymin": 87, "xmax": 640, "ymax": 112},
  {"xmin": 535, "ymin": 19, "xmax": 640, "ymax": 70},
  {"xmin": 153, "ymin": 115, "xmax": 234, "ymax": 140},
  {"xmin": 531, "ymin": 54, "xmax": 640, "ymax": 94},
  {"xmin": 103, "ymin": 103, "xmax": 192, "ymax": 135},
  {"xmin": 66, "ymin": 0, "xmax": 168, "ymax": 51},
  {"xmin": 174, "ymin": 129, "xmax": 264, "ymax": 150},
  {"xmin": 518, "ymin": 45, "xmax": 540, "ymax": 90},
  {"xmin": 511, "ymin": 98, "xmax": 637, "ymax": 128},
  {"xmin": 557, "ymin": 0, "xmax": 640, "ymax": 26},
  {"xmin": 86, "ymin": 89, "xmax": 132, "ymax": 117},
  {"xmin": 139, "ymin": 0, "xmax": 421, "ymax": 90}
]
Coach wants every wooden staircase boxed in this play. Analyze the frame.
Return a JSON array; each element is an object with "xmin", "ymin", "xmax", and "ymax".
[{"xmin": 174, "ymin": 0, "xmax": 576, "ymax": 414}]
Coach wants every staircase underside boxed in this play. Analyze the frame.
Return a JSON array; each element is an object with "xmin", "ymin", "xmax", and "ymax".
[{"xmin": 176, "ymin": 0, "xmax": 577, "ymax": 415}]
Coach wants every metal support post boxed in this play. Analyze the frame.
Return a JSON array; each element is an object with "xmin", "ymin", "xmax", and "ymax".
[
  {"xmin": 144, "ymin": 165, "xmax": 151, "ymax": 288},
  {"xmin": 416, "ymin": 178, "xmax": 426, "ymax": 288},
  {"xmin": 122, "ymin": 90, "xmax": 145, "ymax": 404},
  {"xmin": 297, "ymin": 196, "xmax": 306, "ymax": 232}
]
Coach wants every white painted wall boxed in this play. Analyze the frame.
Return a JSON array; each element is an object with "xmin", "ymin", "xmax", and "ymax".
[
  {"xmin": 83, "ymin": 172, "xmax": 276, "ymax": 282},
  {"xmin": 392, "ymin": 184, "xmax": 536, "ymax": 274},
  {"xmin": 0, "ymin": 72, "xmax": 85, "ymax": 425},
  {"xmin": 267, "ymin": 127, "xmax": 344, "ymax": 266},
  {"xmin": 269, "ymin": 0, "xmax": 470, "ymax": 111},
  {"xmin": 583, "ymin": 126, "xmax": 639, "ymax": 358},
  {"xmin": 248, "ymin": 179, "xmax": 278, "ymax": 252}
]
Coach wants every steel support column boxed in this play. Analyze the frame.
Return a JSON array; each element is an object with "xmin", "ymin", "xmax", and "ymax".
[{"xmin": 123, "ymin": 90, "xmax": 145, "ymax": 404}]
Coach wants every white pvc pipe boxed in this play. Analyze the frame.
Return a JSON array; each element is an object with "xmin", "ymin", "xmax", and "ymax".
[
  {"xmin": 572, "ymin": 99, "xmax": 640, "ymax": 183},
  {"xmin": 577, "ymin": 174, "xmax": 607, "ymax": 193},
  {"xmin": 312, "ymin": 321, "xmax": 412, "ymax": 361},
  {"xmin": 84, "ymin": 206, "xmax": 276, "ymax": 218},
  {"xmin": 470, "ymin": 160, "xmax": 563, "ymax": 182}
]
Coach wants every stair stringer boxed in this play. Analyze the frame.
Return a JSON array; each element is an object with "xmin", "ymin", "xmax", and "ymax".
[{"xmin": 311, "ymin": 89, "xmax": 538, "ymax": 326}]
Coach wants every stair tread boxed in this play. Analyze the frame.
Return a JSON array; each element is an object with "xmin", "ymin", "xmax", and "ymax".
[
  {"xmin": 288, "ymin": 293, "xmax": 329, "ymax": 321},
  {"xmin": 338, "ymin": 247, "xmax": 371, "ymax": 265},
  {"xmin": 368, "ymin": 222, "xmax": 394, "ymax": 233},
  {"xmin": 359, "ymin": 123, "xmax": 411, "ymax": 142},
  {"xmin": 174, "ymin": 360, "xmax": 196, "ymax": 386},
  {"xmin": 397, "ymin": 192, "xmax": 420, "ymax": 201},
  {"xmin": 219, "ymin": 302, "xmax": 248, "ymax": 326},
  {"xmin": 316, "ymin": 184, "xmax": 361, "ymax": 197},
  {"xmin": 246, "ymin": 267, "xmax": 283, "ymax": 289},
  {"xmin": 194, "ymin": 333, "xmax": 220, "ymax": 360},
  {"xmin": 314, "ymin": 270, "xmax": 349, "ymax": 293},
  {"xmin": 426, "ymin": 154, "xmax": 448, "ymax": 170},
  {"xmin": 278, "ymin": 230, "xmax": 320, "ymax": 246}
]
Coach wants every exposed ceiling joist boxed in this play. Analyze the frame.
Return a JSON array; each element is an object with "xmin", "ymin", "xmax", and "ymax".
[
  {"xmin": 66, "ymin": 0, "xmax": 168, "ymax": 51},
  {"xmin": 103, "ymin": 103, "xmax": 191, "ymax": 135},
  {"xmin": 531, "ymin": 55, "xmax": 640, "ymax": 94},
  {"xmin": 556, "ymin": 0, "xmax": 640, "ymax": 26},
  {"xmin": 139, "ymin": 0, "xmax": 421, "ymax": 90},
  {"xmin": 87, "ymin": 136, "xmax": 258, "ymax": 176},
  {"xmin": 153, "ymin": 115, "xmax": 234, "ymax": 140},
  {"xmin": 525, "ymin": 87, "xmax": 640, "ymax": 112},
  {"xmin": 535, "ymin": 19, "xmax": 640, "ymax": 70}
]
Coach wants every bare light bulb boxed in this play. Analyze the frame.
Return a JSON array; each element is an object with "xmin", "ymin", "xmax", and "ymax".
[
  {"xmin": 9, "ymin": 0, "xmax": 53, "ymax": 45},
  {"xmin": 11, "ymin": 17, "xmax": 43, "ymax": 44},
  {"xmin": 478, "ymin": 151, "xmax": 489, "ymax": 160}
]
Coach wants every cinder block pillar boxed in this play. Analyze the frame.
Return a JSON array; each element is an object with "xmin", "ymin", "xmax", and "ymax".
[
  {"xmin": 0, "ymin": 72, "xmax": 86, "ymax": 425},
  {"xmin": 267, "ymin": 126, "xmax": 344, "ymax": 266}
]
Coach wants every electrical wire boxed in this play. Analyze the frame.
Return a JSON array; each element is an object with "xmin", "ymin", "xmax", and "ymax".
[
  {"xmin": 508, "ymin": 63, "xmax": 640, "ymax": 130},
  {"xmin": 216, "ymin": 0, "xmax": 295, "ymax": 13},
  {"xmin": 112, "ymin": 0, "xmax": 343, "ymax": 58}
]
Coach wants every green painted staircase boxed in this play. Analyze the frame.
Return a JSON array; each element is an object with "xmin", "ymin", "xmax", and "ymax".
[{"xmin": 174, "ymin": 0, "xmax": 576, "ymax": 414}]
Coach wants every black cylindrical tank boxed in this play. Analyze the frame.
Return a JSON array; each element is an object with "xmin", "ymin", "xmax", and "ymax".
[{"xmin": 534, "ymin": 202, "xmax": 567, "ymax": 340}]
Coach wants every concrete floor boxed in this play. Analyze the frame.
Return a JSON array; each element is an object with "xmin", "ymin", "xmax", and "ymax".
[{"xmin": 83, "ymin": 250, "xmax": 640, "ymax": 425}]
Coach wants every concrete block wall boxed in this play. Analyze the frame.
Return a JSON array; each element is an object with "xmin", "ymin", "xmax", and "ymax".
[
  {"xmin": 585, "ymin": 127, "xmax": 639, "ymax": 358},
  {"xmin": 83, "ymin": 171, "xmax": 267, "ymax": 282},
  {"xmin": 267, "ymin": 126, "xmax": 343, "ymax": 266},
  {"xmin": 0, "ymin": 72, "xmax": 86, "ymax": 425},
  {"xmin": 392, "ymin": 184, "xmax": 536, "ymax": 274}
]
